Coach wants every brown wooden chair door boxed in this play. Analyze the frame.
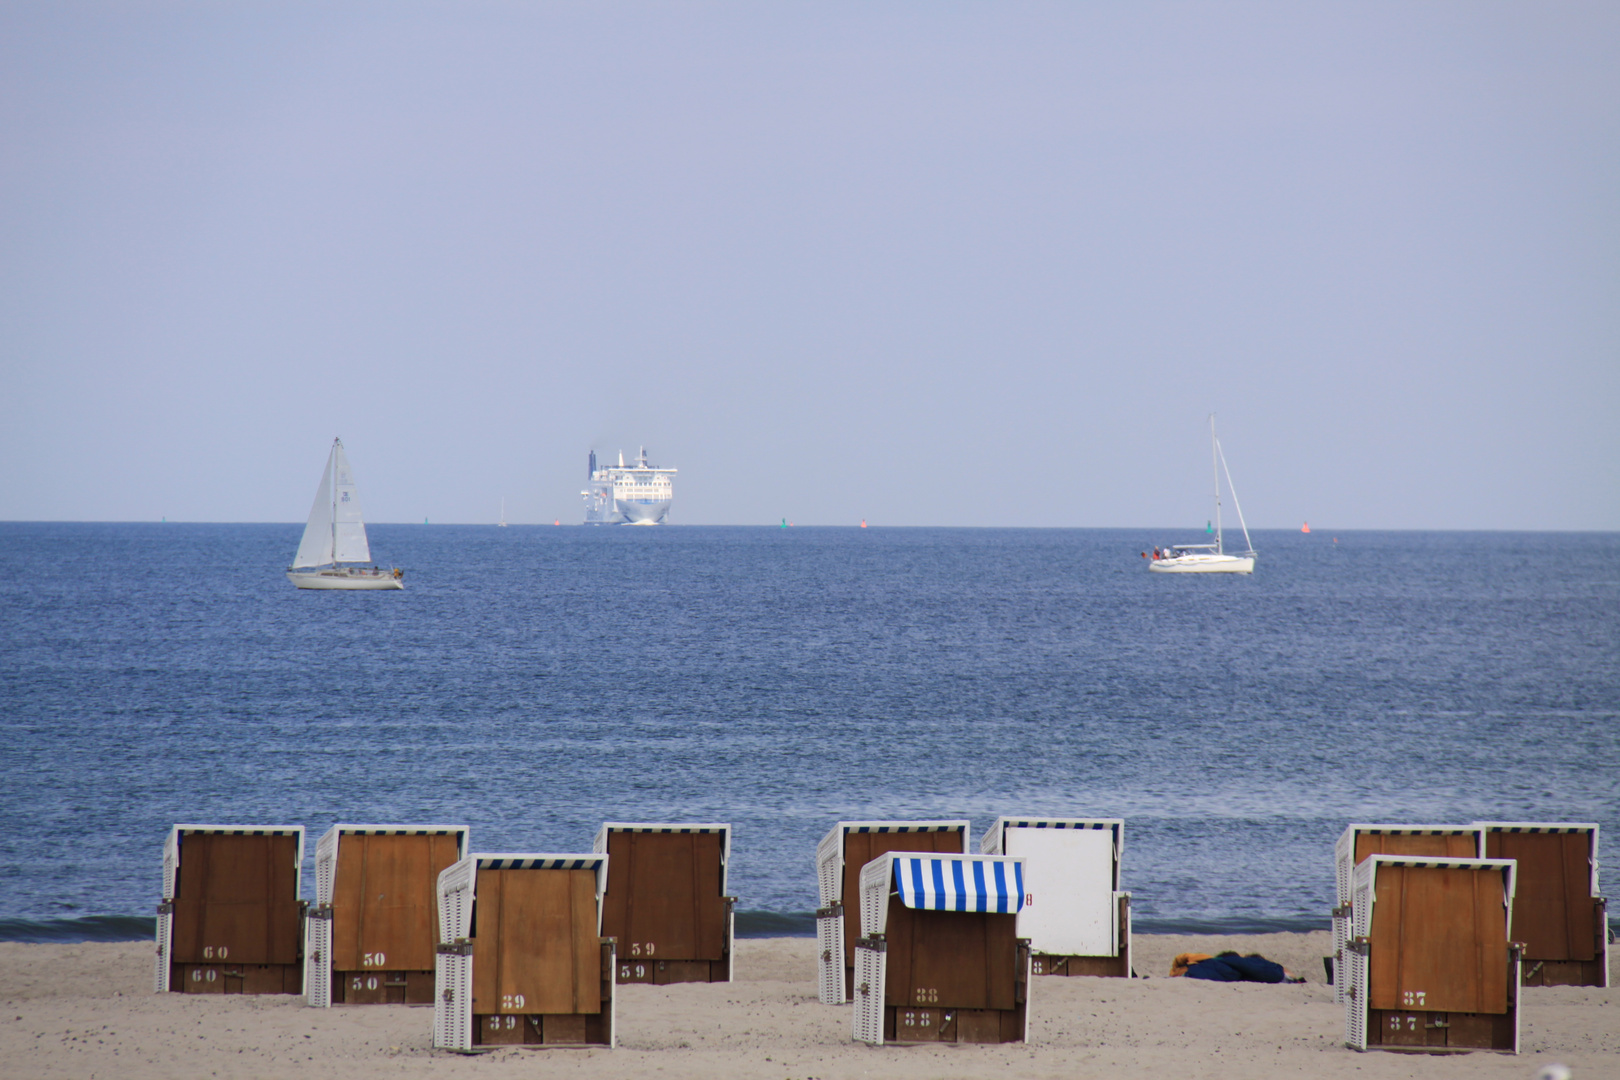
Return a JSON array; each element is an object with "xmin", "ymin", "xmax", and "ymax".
[
  {"xmin": 883, "ymin": 904, "xmax": 1018, "ymax": 1010},
  {"xmin": 171, "ymin": 833, "xmax": 301, "ymax": 965},
  {"xmin": 472, "ymin": 869, "xmax": 601, "ymax": 1016},
  {"xmin": 1486, "ymin": 832, "xmax": 1596, "ymax": 962},
  {"xmin": 1368, "ymin": 864, "xmax": 1509, "ymax": 1014},
  {"xmin": 601, "ymin": 831, "xmax": 726, "ymax": 962}
]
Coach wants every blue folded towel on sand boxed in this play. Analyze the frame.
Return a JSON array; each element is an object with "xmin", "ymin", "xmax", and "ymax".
[{"xmin": 1183, "ymin": 954, "xmax": 1288, "ymax": 983}]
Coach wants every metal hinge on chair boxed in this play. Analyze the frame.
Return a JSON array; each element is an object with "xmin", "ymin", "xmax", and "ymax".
[
  {"xmin": 436, "ymin": 939, "xmax": 474, "ymax": 956},
  {"xmin": 1332, "ymin": 904, "xmax": 1351, "ymax": 918},
  {"xmin": 156, "ymin": 901, "xmax": 174, "ymax": 915},
  {"xmin": 306, "ymin": 903, "xmax": 334, "ymax": 921},
  {"xmin": 815, "ymin": 903, "xmax": 842, "ymax": 919}
]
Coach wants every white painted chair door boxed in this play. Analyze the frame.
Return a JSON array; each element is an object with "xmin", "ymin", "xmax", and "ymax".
[{"xmin": 1003, "ymin": 828, "xmax": 1116, "ymax": 956}]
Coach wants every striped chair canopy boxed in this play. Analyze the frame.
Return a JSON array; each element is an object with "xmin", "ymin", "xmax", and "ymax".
[{"xmin": 893, "ymin": 855, "xmax": 1025, "ymax": 914}]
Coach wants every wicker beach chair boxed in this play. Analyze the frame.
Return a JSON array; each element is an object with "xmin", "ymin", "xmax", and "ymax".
[
  {"xmin": 1474, "ymin": 822, "xmax": 1607, "ymax": 987},
  {"xmin": 432, "ymin": 853, "xmax": 615, "ymax": 1051},
  {"xmin": 981, "ymin": 816, "xmax": 1129, "ymax": 977},
  {"xmin": 154, "ymin": 824, "xmax": 306, "ymax": 995},
  {"xmin": 1342, "ymin": 855, "xmax": 1521, "ymax": 1054},
  {"xmin": 305, "ymin": 824, "xmax": 468, "ymax": 1007},
  {"xmin": 851, "ymin": 852, "xmax": 1032, "ymax": 1045},
  {"xmin": 593, "ymin": 823, "xmax": 736, "ymax": 984}
]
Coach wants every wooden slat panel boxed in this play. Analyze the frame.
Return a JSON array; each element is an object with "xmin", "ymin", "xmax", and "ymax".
[
  {"xmin": 1353, "ymin": 832, "xmax": 1476, "ymax": 864},
  {"xmin": 1559, "ymin": 833, "xmax": 1597, "ymax": 961},
  {"xmin": 1368, "ymin": 865, "xmax": 1508, "ymax": 1014},
  {"xmin": 957, "ymin": 1009, "xmax": 1003, "ymax": 1044},
  {"xmin": 841, "ymin": 830, "xmax": 962, "ymax": 965},
  {"xmin": 690, "ymin": 834, "xmax": 727, "ymax": 959},
  {"xmin": 332, "ymin": 836, "xmax": 367, "ymax": 970},
  {"xmin": 568, "ymin": 869, "xmax": 602, "ymax": 1012},
  {"xmin": 169, "ymin": 834, "xmax": 215, "ymax": 962},
  {"xmin": 1487, "ymin": 832, "xmax": 1595, "ymax": 962},
  {"xmin": 470, "ymin": 868, "xmax": 503, "ymax": 1015}
]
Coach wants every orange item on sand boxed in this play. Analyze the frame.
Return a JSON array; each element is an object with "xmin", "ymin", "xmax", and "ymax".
[{"xmin": 1170, "ymin": 952, "xmax": 1214, "ymax": 977}]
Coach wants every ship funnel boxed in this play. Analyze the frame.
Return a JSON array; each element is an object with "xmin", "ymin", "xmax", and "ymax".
[
  {"xmin": 618, "ymin": 450, "xmax": 624, "ymax": 468},
  {"xmin": 638, "ymin": 445, "xmax": 649, "ymax": 467},
  {"xmin": 588, "ymin": 449, "xmax": 596, "ymax": 478}
]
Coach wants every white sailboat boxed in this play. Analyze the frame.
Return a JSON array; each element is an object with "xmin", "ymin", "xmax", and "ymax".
[
  {"xmin": 498, "ymin": 498, "xmax": 508, "ymax": 527},
  {"xmin": 286, "ymin": 438, "xmax": 403, "ymax": 590},
  {"xmin": 1149, "ymin": 416, "xmax": 1257, "ymax": 574}
]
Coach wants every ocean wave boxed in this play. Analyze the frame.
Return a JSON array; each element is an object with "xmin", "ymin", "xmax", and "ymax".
[{"xmin": 0, "ymin": 915, "xmax": 157, "ymax": 943}]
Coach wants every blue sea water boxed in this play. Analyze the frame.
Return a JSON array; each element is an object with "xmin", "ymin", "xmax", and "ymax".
[{"xmin": 1, "ymin": 523, "xmax": 1616, "ymax": 942}]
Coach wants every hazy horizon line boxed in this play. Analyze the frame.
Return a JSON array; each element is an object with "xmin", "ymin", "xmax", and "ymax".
[{"xmin": 3, "ymin": 520, "xmax": 1616, "ymax": 535}]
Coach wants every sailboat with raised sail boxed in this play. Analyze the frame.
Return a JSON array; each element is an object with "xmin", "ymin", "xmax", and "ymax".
[
  {"xmin": 286, "ymin": 438, "xmax": 403, "ymax": 590},
  {"xmin": 1148, "ymin": 416, "xmax": 1257, "ymax": 574}
]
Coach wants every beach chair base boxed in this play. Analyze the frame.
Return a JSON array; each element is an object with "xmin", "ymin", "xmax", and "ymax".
[
  {"xmin": 614, "ymin": 958, "xmax": 730, "ymax": 984},
  {"xmin": 1031, "ymin": 892, "xmax": 1132, "ymax": 977},
  {"xmin": 1362, "ymin": 1008, "xmax": 1518, "ymax": 1053},
  {"xmin": 1519, "ymin": 958, "xmax": 1608, "ymax": 987},
  {"xmin": 331, "ymin": 969, "xmax": 435, "ymax": 1004},
  {"xmin": 883, "ymin": 1004, "xmax": 1028, "ymax": 1043},
  {"xmin": 170, "ymin": 962, "xmax": 301, "ymax": 995},
  {"xmin": 1032, "ymin": 953, "xmax": 1127, "ymax": 977},
  {"xmin": 471, "ymin": 1013, "xmax": 612, "ymax": 1046},
  {"xmin": 854, "ymin": 933, "xmax": 1032, "ymax": 1046},
  {"xmin": 1518, "ymin": 896, "xmax": 1608, "ymax": 987}
]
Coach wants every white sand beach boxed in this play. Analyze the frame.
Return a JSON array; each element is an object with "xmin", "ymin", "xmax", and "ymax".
[{"xmin": 3, "ymin": 932, "xmax": 1614, "ymax": 1079}]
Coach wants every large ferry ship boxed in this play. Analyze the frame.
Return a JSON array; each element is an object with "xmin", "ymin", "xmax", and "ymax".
[{"xmin": 581, "ymin": 447, "xmax": 676, "ymax": 525}]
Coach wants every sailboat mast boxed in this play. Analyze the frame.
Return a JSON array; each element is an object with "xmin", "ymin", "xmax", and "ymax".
[
  {"xmin": 330, "ymin": 439, "xmax": 339, "ymax": 567},
  {"xmin": 1211, "ymin": 414, "xmax": 1223, "ymax": 554}
]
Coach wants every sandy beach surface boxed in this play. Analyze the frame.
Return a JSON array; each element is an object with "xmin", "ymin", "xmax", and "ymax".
[{"xmin": 3, "ymin": 933, "xmax": 1613, "ymax": 1079}]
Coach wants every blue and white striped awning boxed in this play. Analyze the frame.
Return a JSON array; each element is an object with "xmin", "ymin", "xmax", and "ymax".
[{"xmin": 893, "ymin": 856, "xmax": 1024, "ymax": 914}]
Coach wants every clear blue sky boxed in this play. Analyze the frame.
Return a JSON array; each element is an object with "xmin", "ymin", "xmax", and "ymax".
[{"xmin": 3, "ymin": 2, "xmax": 1616, "ymax": 528}]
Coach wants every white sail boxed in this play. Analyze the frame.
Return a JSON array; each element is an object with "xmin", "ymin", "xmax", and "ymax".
[
  {"xmin": 330, "ymin": 441, "xmax": 372, "ymax": 564},
  {"xmin": 292, "ymin": 445, "xmax": 336, "ymax": 568}
]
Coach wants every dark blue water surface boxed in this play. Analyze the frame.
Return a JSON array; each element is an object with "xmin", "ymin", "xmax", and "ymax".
[{"xmin": 1, "ymin": 524, "xmax": 1616, "ymax": 941}]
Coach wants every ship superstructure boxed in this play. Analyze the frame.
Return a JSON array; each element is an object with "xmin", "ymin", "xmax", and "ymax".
[{"xmin": 582, "ymin": 447, "xmax": 676, "ymax": 525}]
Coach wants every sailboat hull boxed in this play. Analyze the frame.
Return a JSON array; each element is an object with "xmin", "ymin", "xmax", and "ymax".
[
  {"xmin": 286, "ymin": 568, "xmax": 404, "ymax": 590},
  {"xmin": 1148, "ymin": 554, "xmax": 1255, "ymax": 574}
]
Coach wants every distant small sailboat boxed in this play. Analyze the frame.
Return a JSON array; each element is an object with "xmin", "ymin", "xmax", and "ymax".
[
  {"xmin": 1302, "ymin": 521, "xmax": 1311, "ymax": 533},
  {"xmin": 286, "ymin": 438, "xmax": 403, "ymax": 590},
  {"xmin": 1148, "ymin": 415, "xmax": 1257, "ymax": 574},
  {"xmin": 498, "ymin": 498, "xmax": 509, "ymax": 527}
]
